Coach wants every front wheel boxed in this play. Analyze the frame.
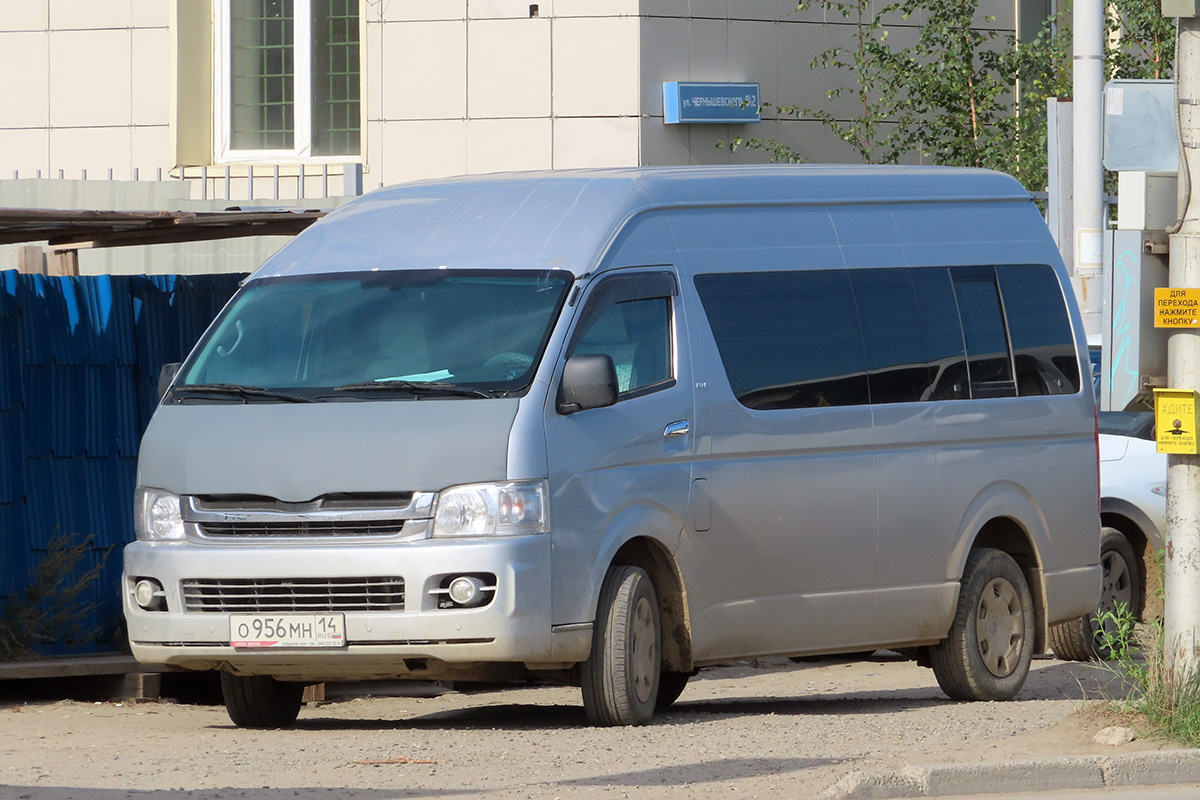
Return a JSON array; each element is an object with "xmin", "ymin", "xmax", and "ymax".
[
  {"xmin": 220, "ymin": 672, "xmax": 304, "ymax": 728},
  {"xmin": 581, "ymin": 565, "xmax": 661, "ymax": 726},
  {"xmin": 930, "ymin": 548, "xmax": 1035, "ymax": 701}
]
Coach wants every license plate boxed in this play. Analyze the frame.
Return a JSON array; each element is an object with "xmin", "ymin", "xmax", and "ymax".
[{"xmin": 230, "ymin": 613, "xmax": 346, "ymax": 648}]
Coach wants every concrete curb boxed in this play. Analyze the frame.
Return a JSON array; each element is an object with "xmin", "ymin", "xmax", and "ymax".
[{"xmin": 820, "ymin": 750, "xmax": 1200, "ymax": 799}]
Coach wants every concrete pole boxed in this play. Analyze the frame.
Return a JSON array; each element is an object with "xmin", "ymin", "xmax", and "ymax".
[
  {"xmin": 1073, "ymin": 0, "xmax": 1105, "ymax": 337},
  {"xmin": 1048, "ymin": 99, "xmax": 1074, "ymax": 272},
  {"xmin": 1165, "ymin": 18, "xmax": 1200, "ymax": 676}
]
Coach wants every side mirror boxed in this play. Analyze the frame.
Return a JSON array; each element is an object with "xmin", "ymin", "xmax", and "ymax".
[
  {"xmin": 157, "ymin": 362, "xmax": 182, "ymax": 401},
  {"xmin": 557, "ymin": 353, "xmax": 619, "ymax": 415}
]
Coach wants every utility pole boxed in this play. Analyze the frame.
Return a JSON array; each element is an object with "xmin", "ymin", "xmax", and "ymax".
[
  {"xmin": 1165, "ymin": 16, "xmax": 1200, "ymax": 676},
  {"xmin": 1074, "ymin": 0, "xmax": 1105, "ymax": 335}
]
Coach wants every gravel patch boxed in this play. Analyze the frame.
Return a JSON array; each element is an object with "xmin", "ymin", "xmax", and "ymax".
[{"xmin": 0, "ymin": 653, "xmax": 1178, "ymax": 799}]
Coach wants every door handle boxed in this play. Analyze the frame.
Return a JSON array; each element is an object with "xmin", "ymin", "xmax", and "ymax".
[{"xmin": 663, "ymin": 420, "xmax": 690, "ymax": 438}]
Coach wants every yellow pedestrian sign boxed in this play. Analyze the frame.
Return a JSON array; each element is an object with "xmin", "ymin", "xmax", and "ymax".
[
  {"xmin": 1155, "ymin": 287, "xmax": 1200, "ymax": 327},
  {"xmin": 1154, "ymin": 388, "xmax": 1200, "ymax": 454}
]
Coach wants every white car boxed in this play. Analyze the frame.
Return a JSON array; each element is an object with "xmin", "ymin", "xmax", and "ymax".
[{"xmin": 1053, "ymin": 411, "xmax": 1164, "ymax": 660}]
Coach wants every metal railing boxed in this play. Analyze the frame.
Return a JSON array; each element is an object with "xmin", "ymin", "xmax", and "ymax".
[{"xmin": 8, "ymin": 164, "xmax": 364, "ymax": 203}]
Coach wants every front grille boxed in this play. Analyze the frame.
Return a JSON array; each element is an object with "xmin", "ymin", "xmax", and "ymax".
[
  {"xmin": 183, "ymin": 492, "xmax": 433, "ymax": 541},
  {"xmin": 198, "ymin": 520, "xmax": 408, "ymax": 538},
  {"xmin": 182, "ymin": 577, "xmax": 405, "ymax": 613},
  {"xmin": 194, "ymin": 493, "xmax": 415, "ymax": 510}
]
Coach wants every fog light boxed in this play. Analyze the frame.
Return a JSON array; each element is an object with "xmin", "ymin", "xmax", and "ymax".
[
  {"xmin": 448, "ymin": 576, "xmax": 485, "ymax": 607},
  {"xmin": 134, "ymin": 578, "xmax": 165, "ymax": 610}
]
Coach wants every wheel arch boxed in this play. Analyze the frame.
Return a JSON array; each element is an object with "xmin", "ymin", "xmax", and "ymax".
[
  {"xmin": 948, "ymin": 482, "xmax": 1053, "ymax": 654},
  {"xmin": 610, "ymin": 537, "xmax": 693, "ymax": 673},
  {"xmin": 966, "ymin": 517, "xmax": 1047, "ymax": 654}
]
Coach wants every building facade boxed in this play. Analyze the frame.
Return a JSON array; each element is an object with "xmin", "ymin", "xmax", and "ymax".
[{"xmin": 0, "ymin": 0, "xmax": 1033, "ymax": 272}]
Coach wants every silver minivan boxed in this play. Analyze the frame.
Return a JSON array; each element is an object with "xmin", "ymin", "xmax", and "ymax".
[{"xmin": 122, "ymin": 166, "xmax": 1101, "ymax": 727}]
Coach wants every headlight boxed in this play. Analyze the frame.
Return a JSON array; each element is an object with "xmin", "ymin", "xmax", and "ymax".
[
  {"xmin": 134, "ymin": 487, "xmax": 185, "ymax": 541},
  {"xmin": 433, "ymin": 480, "xmax": 549, "ymax": 538}
]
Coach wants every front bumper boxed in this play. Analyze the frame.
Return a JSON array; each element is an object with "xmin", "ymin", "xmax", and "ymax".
[{"xmin": 122, "ymin": 534, "xmax": 587, "ymax": 681}]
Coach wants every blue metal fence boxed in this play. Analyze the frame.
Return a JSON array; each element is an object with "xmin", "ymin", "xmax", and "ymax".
[{"xmin": 0, "ymin": 270, "xmax": 243, "ymax": 655}]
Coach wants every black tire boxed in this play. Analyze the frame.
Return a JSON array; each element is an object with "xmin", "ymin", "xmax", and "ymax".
[
  {"xmin": 220, "ymin": 672, "xmax": 304, "ymax": 728},
  {"xmin": 581, "ymin": 565, "xmax": 661, "ymax": 726},
  {"xmin": 656, "ymin": 671, "xmax": 690, "ymax": 711},
  {"xmin": 1050, "ymin": 528, "xmax": 1143, "ymax": 661},
  {"xmin": 930, "ymin": 548, "xmax": 1035, "ymax": 701}
]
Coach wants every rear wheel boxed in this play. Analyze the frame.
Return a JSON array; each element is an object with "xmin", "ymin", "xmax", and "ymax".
[
  {"xmin": 220, "ymin": 672, "xmax": 304, "ymax": 728},
  {"xmin": 930, "ymin": 548, "xmax": 1035, "ymax": 701},
  {"xmin": 581, "ymin": 565, "xmax": 661, "ymax": 726},
  {"xmin": 1050, "ymin": 528, "xmax": 1143, "ymax": 661}
]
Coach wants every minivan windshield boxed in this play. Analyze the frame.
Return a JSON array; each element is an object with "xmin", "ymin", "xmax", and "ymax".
[{"xmin": 173, "ymin": 269, "xmax": 573, "ymax": 401}]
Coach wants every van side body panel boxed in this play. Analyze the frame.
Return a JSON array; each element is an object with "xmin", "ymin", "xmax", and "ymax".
[
  {"xmin": 935, "ymin": 399, "xmax": 1100, "ymax": 615},
  {"xmin": 614, "ymin": 197, "xmax": 1100, "ymax": 663}
]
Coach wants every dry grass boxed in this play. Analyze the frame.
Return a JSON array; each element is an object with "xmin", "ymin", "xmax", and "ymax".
[
  {"xmin": 0, "ymin": 534, "xmax": 103, "ymax": 661},
  {"xmin": 1098, "ymin": 608, "xmax": 1200, "ymax": 747}
]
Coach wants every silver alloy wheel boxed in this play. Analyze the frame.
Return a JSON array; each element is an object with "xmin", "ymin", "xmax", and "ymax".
[
  {"xmin": 975, "ymin": 577, "xmax": 1025, "ymax": 678},
  {"xmin": 631, "ymin": 595, "xmax": 658, "ymax": 705}
]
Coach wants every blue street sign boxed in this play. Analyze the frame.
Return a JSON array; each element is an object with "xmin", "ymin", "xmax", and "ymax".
[{"xmin": 663, "ymin": 82, "xmax": 761, "ymax": 124}]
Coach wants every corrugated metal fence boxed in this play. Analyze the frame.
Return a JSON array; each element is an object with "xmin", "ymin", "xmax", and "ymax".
[{"xmin": 0, "ymin": 270, "xmax": 243, "ymax": 655}]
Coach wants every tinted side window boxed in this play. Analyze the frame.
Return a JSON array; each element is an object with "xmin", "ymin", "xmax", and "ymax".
[
  {"xmin": 911, "ymin": 268, "xmax": 970, "ymax": 401},
  {"xmin": 851, "ymin": 269, "xmax": 927, "ymax": 404},
  {"xmin": 951, "ymin": 267, "xmax": 1016, "ymax": 398},
  {"xmin": 997, "ymin": 265, "xmax": 1081, "ymax": 395},
  {"xmin": 849, "ymin": 268, "xmax": 968, "ymax": 403},
  {"xmin": 695, "ymin": 271, "xmax": 869, "ymax": 410}
]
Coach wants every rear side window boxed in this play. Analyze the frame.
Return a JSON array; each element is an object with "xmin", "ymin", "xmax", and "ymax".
[
  {"xmin": 997, "ymin": 265, "xmax": 1081, "ymax": 395},
  {"xmin": 850, "ymin": 268, "xmax": 969, "ymax": 403},
  {"xmin": 695, "ymin": 264, "xmax": 1079, "ymax": 410},
  {"xmin": 912, "ymin": 268, "xmax": 972, "ymax": 401},
  {"xmin": 694, "ymin": 271, "xmax": 869, "ymax": 410},
  {"xmin": 951, "ymin": 267, "xmax": 1016, "ymax": 398}
]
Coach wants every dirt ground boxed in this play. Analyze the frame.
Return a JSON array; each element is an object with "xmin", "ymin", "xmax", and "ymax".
[{"xmin": 0, "ymin": 653, "xmax": 1184, "ymax": 800}]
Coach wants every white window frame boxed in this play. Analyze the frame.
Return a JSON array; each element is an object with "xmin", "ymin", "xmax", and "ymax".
[{"xmin": 214, "ymin": 0, "xmax": 355, "ymax": 163}]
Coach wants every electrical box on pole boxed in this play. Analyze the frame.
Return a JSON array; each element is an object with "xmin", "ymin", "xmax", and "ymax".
[
  {"xmin": 1098, "ymin": 83, "xmax": 1175, "ymax": 411},
  {"xmin": 1163, "ymin": 0, "xmax": 1200, "ymax": 17},
  {"xmin": 1104, "ymin": 81, "xmax": 1178, "ymax": 174},
  {"xmin": 1098, "ymin": 81, "xmax": 1177, "ymax": 411},
  {"xmin": 1102, "ymin": 229, "xmax": 1170, "ymax": 410}
]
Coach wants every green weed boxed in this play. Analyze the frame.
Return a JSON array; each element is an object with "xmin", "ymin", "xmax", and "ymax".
[{"xmin": 1095, "ymin": 603, "xmax": 1200, "ymax": 747}]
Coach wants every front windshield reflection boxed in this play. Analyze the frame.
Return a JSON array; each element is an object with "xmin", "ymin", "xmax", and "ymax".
[{"xmin": 175, "ymin": 269, "xmax": 572, "ymax": 400}]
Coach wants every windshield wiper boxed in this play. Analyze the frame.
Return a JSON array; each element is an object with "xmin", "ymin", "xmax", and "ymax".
[
  {"xmin": 171, "ymin": 383, "xmax": 315, "ymax": 403},
  {"xmin": 327, "ymin": 381, "xmax": 494, "ymax": 399}
]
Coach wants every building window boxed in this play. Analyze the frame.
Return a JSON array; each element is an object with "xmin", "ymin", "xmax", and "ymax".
[{"xmin": 217, "ymin": 0, "xmax": 360, "ymax": 161}]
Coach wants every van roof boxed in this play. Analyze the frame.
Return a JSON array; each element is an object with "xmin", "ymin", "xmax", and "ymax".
[{"xmin": 254, "ymin": 165, "xmax": 1033, "ymax": 280}]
